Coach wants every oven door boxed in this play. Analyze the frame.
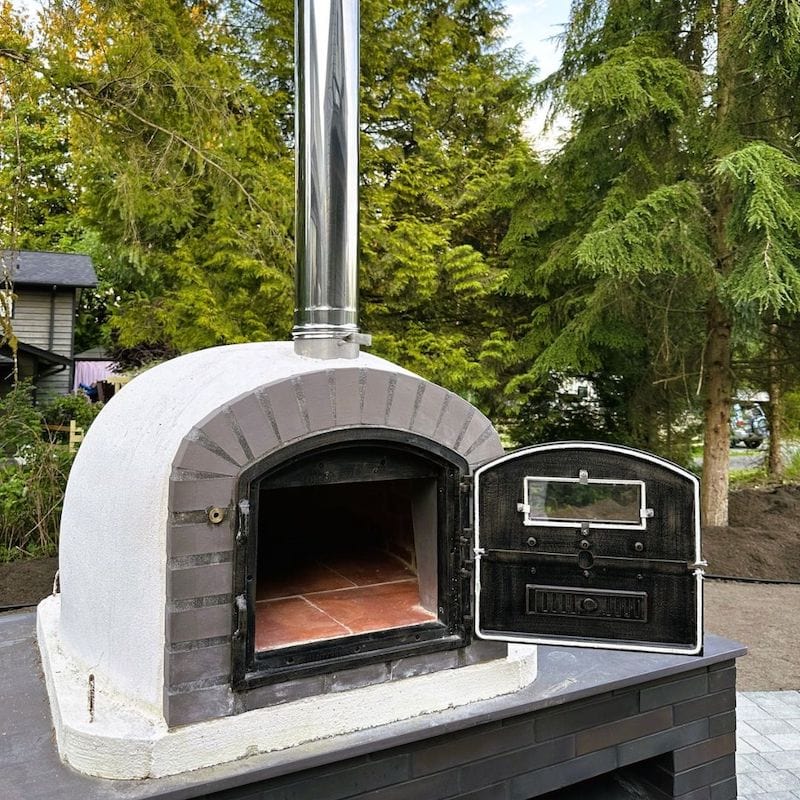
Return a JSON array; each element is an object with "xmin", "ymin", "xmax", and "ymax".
[{"xmin": 473, "ymin": 442, "xmax": 703, "ymax": 654}]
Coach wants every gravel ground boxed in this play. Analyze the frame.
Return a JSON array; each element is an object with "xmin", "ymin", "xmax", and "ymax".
[{"xmin": 705, "ymin": 580, "xmax": 800, "ymax": 691}]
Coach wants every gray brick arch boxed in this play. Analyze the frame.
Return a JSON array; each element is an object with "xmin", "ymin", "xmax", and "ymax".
[{"xmin": 164, "ymin": 366, "xmax": 504, "ymax": 726}]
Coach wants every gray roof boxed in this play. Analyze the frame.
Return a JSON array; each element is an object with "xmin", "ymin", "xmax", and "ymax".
[
  {"xmin": 74, "ymin": 346, "xmax": 110, "ymax": 360},
  {"xmin": 1, "ymin": 250, "xmax": 97, "ymax": 288}
]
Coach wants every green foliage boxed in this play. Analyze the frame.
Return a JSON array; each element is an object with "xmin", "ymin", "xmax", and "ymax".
[
  {"xmin": 0, "ymin": 382, "xmax": 78, "ymax": 561},
  {"xmin": 576, "ymin": 182, "xmax": 712, "ymax": 278},
  {"xmin": 566, "ymin": 37, "xmax": 696, "ymax": 123},
  {"xmin": 781, "ymin": 391, "xmax": 800, "ymax": 438},
  {"xmin": 715, "ymin": 143, "xmax": 800, "ymax": 315},
  {"xmin": 727, "ymin": 463, "xmax": 769, "ymax": 490},
  {"xmin": 783, "ymin": 447, "xmax": 800, "ymax": 482},
  {"xmin": 0, "ymin": 2, "xmax": 78, "ymax": 253},
  {"xmin": 500, "ymin": 0, "xmax": 800, "ymax": 497},
  {"xmin": 42, "ymin": 393, "xmax": 102, "ymax": 431},
  {"xmin": 735, "ymin": 0, "xmax": 800, "ymax": 78},
  {"xmin": 36, "ymin": 0, "xmax": 295, "ymax": 350},
  {"xmin": 355, "ymin": 0, "xmax": 534, "ymax": 401},
  {"xmin": 0, "ymin": 382, "xmax": 41, "ymax": 457},
  {"xmin": 509, "ymin": 373, "xmax": 631, "ymax": 447},
  {"xmin": 2, "ymin": 0, "xmax": 534, "ymax": 406},
  {"xmin": 0, "ymin": 445, "xmax": 73, "ymax": 562}
]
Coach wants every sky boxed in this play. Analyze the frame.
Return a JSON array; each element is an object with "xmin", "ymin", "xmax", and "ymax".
[
  {"xmin": 505, "ymin": 0, "xmax": 572, "ymax": 146},
  {"xmin": 506, "ymin": 0, "xmax": 571, "ymax": 79}
]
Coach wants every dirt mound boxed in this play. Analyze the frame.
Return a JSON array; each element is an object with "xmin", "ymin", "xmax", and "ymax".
[
  {"xmin": 0, "ymin": 556, "xmax": 59, "ymax": 609},
  {"xmin": 703, "ymin": 484, "xmax": 800, "ymax": 581}
]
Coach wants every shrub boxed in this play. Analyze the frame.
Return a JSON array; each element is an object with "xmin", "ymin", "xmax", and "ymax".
[
  {"xmin": 0, "ymin": 383, "xmax": 93, "ymax": 561},
  {"xmin": 0, "ymin": 444, "xmax": 73, "ymax": 560},
  {"xmin": 0, "ymin": 382, "xmax": 42, "ymax": 457},
  {"xmin": 43, "ymin": 392, "xmax": 103, "ymax": 431}
]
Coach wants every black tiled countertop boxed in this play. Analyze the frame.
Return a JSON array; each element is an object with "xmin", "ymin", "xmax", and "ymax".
[{"xmin": 1, "ymin": 609, "xmax": 745, "ymax": 800}]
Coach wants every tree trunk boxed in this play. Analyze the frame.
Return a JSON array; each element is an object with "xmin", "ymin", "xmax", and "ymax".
[
  {"xmin": 700, "ymin": 0, "xmax": 737, "ymax": 528},
  {"xmin": 767, "ymin": 322, "xmax": 783, "ymax": 479},
  {"xmin": 701, "ymin": 296, "xmax": 732, "ymax": 527}
]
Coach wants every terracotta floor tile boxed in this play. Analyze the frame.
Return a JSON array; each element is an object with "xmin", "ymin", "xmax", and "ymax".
[
  {"xmin": 324, "ymin": 550, "xmax": 416, "ymax": 587},
  {"xmin": 257, "ymin": 561, "xmax": 355, "ymax": 601},
  {"xmin": 254, "ymin": 596, "xmax": 350, "ymax": 651},
  {"xmin": 307, "ymin": 580, "xmax": 437, "ymax": 634}
]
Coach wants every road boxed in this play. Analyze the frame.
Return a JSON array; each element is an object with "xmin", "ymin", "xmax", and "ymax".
[{"xmin": 695, "ymin": 441, "xmax": 800, "ymax": 472}]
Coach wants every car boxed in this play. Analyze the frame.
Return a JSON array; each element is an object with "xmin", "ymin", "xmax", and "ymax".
[{"xmin": 730, "ymin": 402, "xmax": 769, "ymax": 449}]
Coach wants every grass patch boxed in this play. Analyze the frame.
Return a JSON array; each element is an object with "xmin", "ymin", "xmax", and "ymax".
[
  {"xmin": 783, "ymin": 449, "xmax": 800, "ymax": 482},
  {"xmin": 728, "ymin": 465, "xmax": 769, "ymax": 489}
]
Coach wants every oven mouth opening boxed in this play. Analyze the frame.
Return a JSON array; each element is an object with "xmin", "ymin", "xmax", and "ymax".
[
  {"xmin": 253, "ymin": 476, "xmax": 440, "ymax": 652},
  {"xmin": 232, "ymin": 432, "xmax": 469, "ymax": 689}
]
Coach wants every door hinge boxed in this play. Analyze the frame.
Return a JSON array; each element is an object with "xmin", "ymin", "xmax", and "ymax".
[
  {"xmin": 232, "ymin": 594, "xmax": 248, "ymax": 639},
  {"xmin": 460, "ymin": 476, "xmax": 473, "ymax": 493},
  {"xmin": 236, "ymin": 498, "xmax": 250, "ymax": 544}
]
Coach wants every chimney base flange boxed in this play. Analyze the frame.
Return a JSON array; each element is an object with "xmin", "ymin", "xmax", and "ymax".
[{"xmin": 293, "ymin": 332, "xmax": 371, "ymax": 360}]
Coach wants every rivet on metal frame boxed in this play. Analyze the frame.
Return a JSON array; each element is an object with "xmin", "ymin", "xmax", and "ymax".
[{"xmin": 207, "ymin": 506, "xmax": 226, "ymax": 525}]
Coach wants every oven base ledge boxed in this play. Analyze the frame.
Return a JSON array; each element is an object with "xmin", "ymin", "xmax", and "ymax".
[{"xmin": 37, "ymin": 595, "xmax": 538, "ymax": 780}]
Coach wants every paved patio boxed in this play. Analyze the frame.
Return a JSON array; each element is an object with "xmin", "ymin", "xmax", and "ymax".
[{"xmin": 737, "ymin": 691, "xmax": 800, "ymax": 799}]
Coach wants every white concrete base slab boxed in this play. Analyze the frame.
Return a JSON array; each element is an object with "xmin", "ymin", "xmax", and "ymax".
[{"xmin": 38, "ymin": 595, "xmax": 538, "ymax": 780}]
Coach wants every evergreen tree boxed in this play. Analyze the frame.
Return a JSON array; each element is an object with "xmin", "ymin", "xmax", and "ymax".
[
  {"xmin": 357, "ymin": 0, "xmax": 533, "ymax": 398},
  {"xmin": 504, "ymin": 0, "xmax": 800, "ymax": 524},
  {"xmin": 4, "ymin": 0, "xmax": 532, "ymax": 403},
  {"xmin": 29, "ymin": 0, "xmax": 296, "ymax": 351},
  {"xmin": 231, "ymin": 0, "xmax": 534, "ymax": 399},
  {"xmin": 0, "ymin": 2, "xmax": 76, "ymax": 252}
]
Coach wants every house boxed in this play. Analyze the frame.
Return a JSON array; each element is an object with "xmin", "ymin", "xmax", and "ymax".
[{"xmin": 0, "ymin": 250, "xmax": 98, "ymax": 402}]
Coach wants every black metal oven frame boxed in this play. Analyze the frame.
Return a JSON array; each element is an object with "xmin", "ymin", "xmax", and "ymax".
[{"xmin": 231, "ymin": 429, "xmax": 470, "ymax": 690}]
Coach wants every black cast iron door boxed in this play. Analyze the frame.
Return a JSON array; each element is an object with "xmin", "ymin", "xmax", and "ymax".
[{"xmin": 474, "ymin": 442, "xmax": 703, "ymax": 654}]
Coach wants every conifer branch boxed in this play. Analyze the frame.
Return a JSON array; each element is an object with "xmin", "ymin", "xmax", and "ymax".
[{"xmin": 68, "ymin": 83, "xmax": 273, "ymax": 223}]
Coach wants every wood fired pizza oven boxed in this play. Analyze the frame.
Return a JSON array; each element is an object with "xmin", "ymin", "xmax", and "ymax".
[
  {"xmin": 35, "ymin": 0, "xmax": 703, "ymax": 781},
  {"xmin": 37, "ymin": 346, "xmax": 702, "ymax": 781}
]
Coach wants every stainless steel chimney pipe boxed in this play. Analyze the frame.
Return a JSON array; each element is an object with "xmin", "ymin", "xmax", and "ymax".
[{"xmin": 293, "ymin": 0, "xmax": 369, "ymax": 358}]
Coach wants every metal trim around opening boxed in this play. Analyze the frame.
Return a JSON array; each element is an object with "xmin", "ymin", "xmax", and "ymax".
[{"xmin": 231, "ymin": 429, "xmax": 470, "ymax": 689}]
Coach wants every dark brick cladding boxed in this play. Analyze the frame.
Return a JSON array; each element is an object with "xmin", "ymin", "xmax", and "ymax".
[
  {"xmin": 163, "ymin": 366, "xmax": 505, "ymax": 727},
  {"xmin": 198, "ymin": 661, "xmax": 738, "ymax": 800}
]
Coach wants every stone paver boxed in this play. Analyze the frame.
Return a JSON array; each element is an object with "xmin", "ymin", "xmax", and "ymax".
[{"xmin": 738, "ymin": 691, "xmax": 800, "ymax": 800}]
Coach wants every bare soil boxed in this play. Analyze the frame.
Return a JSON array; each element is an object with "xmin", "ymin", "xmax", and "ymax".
[
  {"xmin": 0, "ymin": 556, "xmax": 58, "ymax": 609},
  {"xmin": 2, "ymin": 485, "xmax": 799, "ymax": 689},
  {"xmin": 703, "ymin": 484, "xmax": 800, "ymax": 581}
]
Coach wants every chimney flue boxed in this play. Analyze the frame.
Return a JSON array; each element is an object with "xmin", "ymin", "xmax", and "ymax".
[{"xmin": 293, "ymin": 0, "xmax": 369, "ymax": 359}]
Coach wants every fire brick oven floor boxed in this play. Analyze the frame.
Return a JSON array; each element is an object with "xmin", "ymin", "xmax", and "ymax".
[
  {"xmin": 255, "ymin": 549, "xmax": 436, "ymax": 650},
  {"xmin": 2, "ymin": 608, "xmax": 746, "ymax": 800}
]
